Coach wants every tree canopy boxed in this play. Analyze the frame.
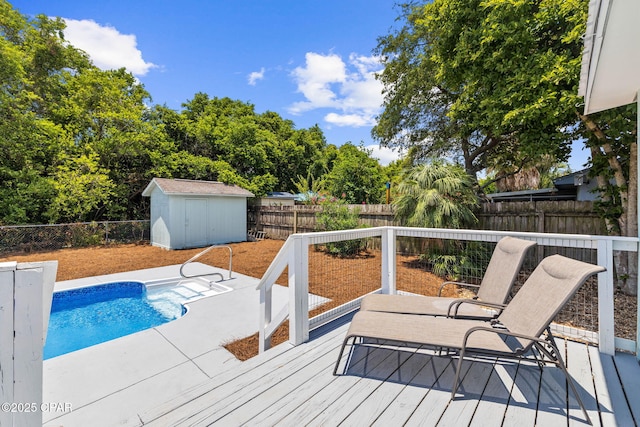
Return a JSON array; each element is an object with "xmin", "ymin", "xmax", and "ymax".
[
  {"xmin": 0, "ymin": 1, "xmax": 394, "ymax": 225},
  {"xmin": 373, "ymin": 0, "xmax": 586, "ymax": 184}
]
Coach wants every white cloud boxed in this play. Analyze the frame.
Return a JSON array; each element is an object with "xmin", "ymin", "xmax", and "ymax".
[
  {"xmin": 363, "ymin": 144, "xmax": 403, "ymax": 166},
  {"xmin": 248, "ymin": 67, "xmax": 265, "ymax": 85},
  {"xmin": 324, "ymin": 112, "xmax": 373, "ymax": 127},
  {"xmin": 288, "ymin": 52, "xmax": 384, "ymax": 128},
  {"xmin": 63, "ymin": 19, "xmax": 156, "ymax": 76}
]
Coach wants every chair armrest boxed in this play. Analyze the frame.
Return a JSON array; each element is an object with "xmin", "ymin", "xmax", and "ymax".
[
  {"xmin": 446, "ymin": 299, "xmax": 506, "ymax": 318},
  {"xmin": 461, "ymin": 325, "xmax": 549, "ymax": 356},
  {"xmin": 437, "ymin": 281, "xmax": 480, "ymax": 297}
]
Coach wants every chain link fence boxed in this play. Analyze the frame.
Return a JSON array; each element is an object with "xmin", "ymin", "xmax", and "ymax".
[{"xmin": 0, "ymin": 221, "xmax": 150, "ymax": 254}]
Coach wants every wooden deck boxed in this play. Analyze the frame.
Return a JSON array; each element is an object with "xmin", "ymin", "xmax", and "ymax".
[{"xmin": 140, "ymin": 319, "xmax": 640, "ymax": 426}]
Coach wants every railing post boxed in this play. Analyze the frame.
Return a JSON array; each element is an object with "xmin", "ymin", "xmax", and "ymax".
[
  {"xmin": 0, "ymin": 261, "xmax": 56, "ymax": 427},
  {"xmin": 597, "ymin": 239, "xmax": 615, "ymax": 355},
  {"xmin": 289, "ymin": 235, "xmax": 309, "ymax": 345},
  {"xmin": 381, "ymin": 227, "xmax": 397, "ymax": 295},
  {"xmin": 258, "ymin": 284, "xmax": 272, "ymax": 353}
]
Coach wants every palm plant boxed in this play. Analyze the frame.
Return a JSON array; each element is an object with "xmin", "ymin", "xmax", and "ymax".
[{"xmin": 393, "ymin": 162, "xmax": 478, "ymax": 228}]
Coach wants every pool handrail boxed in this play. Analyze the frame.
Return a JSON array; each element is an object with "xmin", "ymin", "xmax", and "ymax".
[{"xmin": 179, "ymin": 245, "xmax": 233, "ymax": 282}]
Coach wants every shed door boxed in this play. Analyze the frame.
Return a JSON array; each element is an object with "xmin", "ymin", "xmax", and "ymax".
[{"xmin": 185, "ymin": 199, "xmax": 208, "ymax": 247}]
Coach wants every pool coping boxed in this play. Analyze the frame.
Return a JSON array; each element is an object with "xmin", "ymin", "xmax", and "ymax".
[{"xmin": 42, "ymin": 263, "xmax": 294, "ymax": 426}]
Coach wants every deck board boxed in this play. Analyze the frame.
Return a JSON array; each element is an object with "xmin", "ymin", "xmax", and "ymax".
[
  {"xmin": 141, "ymin": 320, "xmax": 640, "ymax": 427},
  {"xmin": 247, "ymin": 336, "xmax": 402, "ymax": 425},
  {"xmin": 436, "ymin": 357, "xmax": 496, "ymax": 426},
  {"xmin": 338, "ymin": 348, "xmax": 433, "ymax": 426},
  {"xmin": 370, "ymin": 355, "xmax": 451, "ymax": 426},
  {"xmin": 178, "ymin": 331, "xmax": 347, "ymax": 426},
  {"xmin": 614, "ymin": 351, "xmax": 640, "ymax": 423},
  {"xmin": 403, "ymin": 357, "xmax": 476, "ymax": 426},
  {"xmin": 502, "ymin": 362, "xmax": 541, "ymax": 427},
  {"xmin": 565, "ymin": 340, "xmax": 600, "ymax": 426},
  {"xmin": 535, "ymin": 340, "xmax": 571, "ymax": 426},
  {"xmin": 592, "ymin": 347, "xmax": 635, "ymax": 426},
  {"xmin": 470, "ymin": 362, "xmax": 520, "ymax": 427}
]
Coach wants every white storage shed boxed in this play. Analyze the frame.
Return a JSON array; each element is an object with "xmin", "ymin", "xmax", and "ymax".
[{"xmin": 142, "ymin": 178, "xmax": 254, "ymax": 249}]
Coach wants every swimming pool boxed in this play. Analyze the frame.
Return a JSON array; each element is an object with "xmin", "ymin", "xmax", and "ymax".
[{"xmin": 43, "ymin": 279, "xmax": 231, "ymax": 359}]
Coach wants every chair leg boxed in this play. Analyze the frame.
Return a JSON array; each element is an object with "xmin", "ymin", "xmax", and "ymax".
[
  {"xmin": 554, "ymin": 352, "xmax": 592, "ymax": 426},
  {"xmin": 540, "ymin": 337, "xmax": 592, "ymax": 426},
  {"xmin": 450, "ymin": 348, "xmax": 467, "ymax": 400},
  {"xmin": 333, "ymin": 336, "xmax": 352, "ymax": 376}
]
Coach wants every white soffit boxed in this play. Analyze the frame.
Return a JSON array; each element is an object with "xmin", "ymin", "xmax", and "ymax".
[{"xmin": 579, "ymin": 0, "xmax": 640, "ymax": 115}]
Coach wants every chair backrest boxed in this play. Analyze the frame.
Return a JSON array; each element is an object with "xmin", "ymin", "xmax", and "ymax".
[
  {"xmin": 476, "ymin": 236, "xmax": 537, "ymax": 304},
  {"xmin": 498, "ymin": 254, "xmax": 605, "ymax": 340}
]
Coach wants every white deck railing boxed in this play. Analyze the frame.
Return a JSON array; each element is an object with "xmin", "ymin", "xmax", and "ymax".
[
  {"xmin": 0, "ymin": 260, "xmax": 57, "ymax": 426},
  {"xmin": 256, "ymin": 226, "xmax": 639, "ymax": 358}
]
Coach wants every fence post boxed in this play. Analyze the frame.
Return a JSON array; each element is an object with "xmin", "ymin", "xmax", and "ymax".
[
  {"xmin": 381, "ymin": 227, "xmax": 397, "ymax": 295},
  {"xmin": 597, "ymin": 239, "xmax": 615, "ymax": 355},
  {"xmin": 289, "ymin": 235, "xmax": 309, "ymax": 345},
  {"xmin": 293, "ymin": 209, "xmax": 298, "ymax": 234},
  {"xmin": 0, "ymin": 261, "xmax": 57, "ymax": 427}
]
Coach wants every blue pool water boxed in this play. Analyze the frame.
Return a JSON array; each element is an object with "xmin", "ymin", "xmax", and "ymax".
[{"xmin": 44, "ymin": 281, "xmax": 185, "ymax": 359}]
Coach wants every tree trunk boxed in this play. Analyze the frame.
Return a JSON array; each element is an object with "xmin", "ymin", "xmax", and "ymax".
[
  {"xmin": 580, "ymin": 113, "xmax": 637, "ymax": 295},
  {"xmin": 625, "ymin": 143, "xmax": 638, "ymax": 296}
]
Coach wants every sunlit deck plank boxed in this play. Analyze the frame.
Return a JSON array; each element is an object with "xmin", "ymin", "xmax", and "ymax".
[
  {"xmin": 614, "ymin": 351, "xmax": 640, "ymax": 422},
  {"xmin": 141, "ymin": 320, "xmax": 639, "ymax": 427},
  {"xmin": 535, "ymin": 339, "xmax": 570, "ymax": 426},
  {"xmin": 501, "ymin": 362, "xmax": 542, "ymax": 427},
  {"xmin": 196, "ymin": 344, "xmax": 342, "ymax": 426},
  {"xmin": 142, "ymin": 325, "xmax": 347, "ymax": 426},
  {"xmin": 180, "ymin": 331, "xmax": 345, "ymax": 426},
  {"xmin": 470, "ymin": 362, "xmax": 521, "ymax": 427},
  {"xmin": 403, "ymin": 357, "xmax": 476, "ymax": 426},
  {"xmin": 591, "ymin": 346, "xmax": 635, "ymax": 426},
  {"xmin": 370, "ymin": 356, "xmax": 453, "ymax": 426},
  {"xmin": 338, "ymin": 349, "xmax": 434, "ymax": 426},
  {"xmin": 271, "ymin": 341, "xmax": 411, "ymax": 425},
  {"xmin": 436, "ymin": 357, "xmax": 497, "ymax": 426},
  {"xmin": 565, "ymin": 340, "xmax": 601, "ymax": 426}
]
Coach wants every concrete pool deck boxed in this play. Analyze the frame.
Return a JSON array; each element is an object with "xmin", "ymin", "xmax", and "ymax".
[{"xmin": 43, "ymin": 263, "xmax": 297, "ymax": 426}]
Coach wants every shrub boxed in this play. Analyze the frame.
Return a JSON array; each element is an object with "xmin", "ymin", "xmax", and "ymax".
[{"xmin": 315, "ymin": 198, "xmax": 367, "ymax": 257}]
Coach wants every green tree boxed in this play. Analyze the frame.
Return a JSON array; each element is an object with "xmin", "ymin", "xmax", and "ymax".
[
  {"xmin": 373, "ymin": 0, "xmax": 638, "ymax": 294},
  {"xmin": 160, "ymin": 94, "xmax": 326, "ymax": 196},
  {"xmin": 373, "ymin": 0, "xmax": 586, "ymax": 187},
  {"xmin": 322, "ymin": 143, "xmax": 386, "ymax": 204},
  {"xmin": 393, "ymin": 162, "xmax": 478, "ymax": 228},
  {"xmin": 0, "ymin": 2, "xmax": 91, "ymax": 224}
]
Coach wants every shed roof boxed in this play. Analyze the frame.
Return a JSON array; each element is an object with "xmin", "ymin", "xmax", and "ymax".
[{"xmin": 142, "ymin": 178, "xmax": 254, "ymax": 198}]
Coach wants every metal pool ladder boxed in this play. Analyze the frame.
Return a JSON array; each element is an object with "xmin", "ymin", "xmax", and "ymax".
[{"xmin": 179, "ymin": 245, "xmax": 233, "ymax": 284}]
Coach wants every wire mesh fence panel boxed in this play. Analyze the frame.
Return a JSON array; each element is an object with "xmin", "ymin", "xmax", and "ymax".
[
  {"xmin": 308, "ymin": 236, "xmax": 382, "ymax": 325},
  {"xmin": 395, "ymin": 237, "xmax": 495, "ymax": 298},
  {"xmin": 392, "ymin": 235, "xmax": 622, "ymax": 343},
  {"xmin": 0, "ymin": 221, "xmax": 150, "ymax": 254}
]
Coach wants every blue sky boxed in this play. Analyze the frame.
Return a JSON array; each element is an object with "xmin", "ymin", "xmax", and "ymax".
[
  {"xmin": 10, "ymin": 0, "xmax": 590, "ymax": 170},
  {"xmin": 11, "ymin": 0, "xmax": 402, "ymax": 165}
]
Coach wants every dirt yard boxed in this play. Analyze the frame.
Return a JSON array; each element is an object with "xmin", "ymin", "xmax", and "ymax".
[{"xmin": 0, "ymin": 240, "xmax": 284, "ymax": 283}]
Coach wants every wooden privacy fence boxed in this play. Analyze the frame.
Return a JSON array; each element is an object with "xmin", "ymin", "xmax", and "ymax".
[
  {"xmin": 248, "ymin": 204, "xmax": 397, "ymax": 240},
  {"xmin": 248, "ymin": 200, "xmax": 606, "ymax": 239},
  {"xmin": 477, "ymin": 201, "xmax": 607, "ymax": 235}
]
